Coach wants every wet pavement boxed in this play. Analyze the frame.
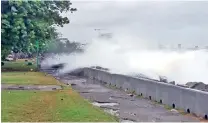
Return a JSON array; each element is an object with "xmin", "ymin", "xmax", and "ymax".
[
  {"xmin": 1, "ymin": 84, "xmax": 62, "ymax": 91},
  {"xmin": 48, "ymin": 71, "xmax": 201, "ymax": 122}
]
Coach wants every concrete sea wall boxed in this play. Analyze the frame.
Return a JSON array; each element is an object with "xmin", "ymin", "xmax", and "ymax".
[{"xmin": 82, "ymin": 68, "xmax": 208, "ymax": 119}]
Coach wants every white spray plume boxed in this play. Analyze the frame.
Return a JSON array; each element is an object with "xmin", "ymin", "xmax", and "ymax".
[{"xmin": 41, "ymin": 34, "xmax": 208, "ymax": 84}]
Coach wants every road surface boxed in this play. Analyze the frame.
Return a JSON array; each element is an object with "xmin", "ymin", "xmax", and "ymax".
[{"xmin": 41, "ymin": 67, "xmax": 202, "ymax": 122}]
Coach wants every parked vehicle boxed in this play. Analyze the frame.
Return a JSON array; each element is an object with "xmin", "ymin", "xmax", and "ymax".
[{"xmin": 5, "ymin": 54, "xmax": 14, "ymax": 61}]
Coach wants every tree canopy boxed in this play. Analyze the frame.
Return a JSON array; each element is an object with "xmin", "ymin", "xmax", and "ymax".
[
  {"xmin": 46, "ymin": 38, "xmax": 85, "ymax": 54},
  {"xmin": 1, "ymin": 0, "xmax": 77, "ymax": 59}
]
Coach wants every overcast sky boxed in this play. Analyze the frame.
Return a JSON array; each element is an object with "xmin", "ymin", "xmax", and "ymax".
[{"xmin": 57, "ymin": 1, "xmax": 208, "ymax": 48}]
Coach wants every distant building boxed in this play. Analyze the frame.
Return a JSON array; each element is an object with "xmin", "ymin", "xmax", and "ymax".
[
  {"xmin": 98, "ymin": 33, "xmax": 112, "ymax": 39},
  {"xmin": 158, "ymin": 44, "xmax": 166, "ymax": 50},
  {"xmin": 178, "ymin": 44, "xmax": 181, "ymax": 49},
  {"xmin": 195, "ymin": 46, "xmax": 199, "ymax": 50}
]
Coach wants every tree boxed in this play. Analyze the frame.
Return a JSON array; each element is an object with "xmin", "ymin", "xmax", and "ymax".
[
  {"xmin": 1, "ymin": 0, "xmax": 77, "ymax": 60},
  {"xmin": 45, "ymin": 38, "xmax": 85, "ymax": 54}
]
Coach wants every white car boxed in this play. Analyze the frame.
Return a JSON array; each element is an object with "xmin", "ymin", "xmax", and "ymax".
[{"xmin": 6, "ymin": 55, "xmax": 14, "ymax": 61}]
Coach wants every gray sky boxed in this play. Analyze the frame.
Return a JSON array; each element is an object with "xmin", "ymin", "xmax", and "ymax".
[{"xmin": 57, "ymin": 1, "xmax": 208, "ymax": 48}]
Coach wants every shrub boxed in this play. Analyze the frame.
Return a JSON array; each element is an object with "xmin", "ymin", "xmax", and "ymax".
[
  {"xmin": 27, "ymin": 62, "xmax": 33, "ymax": 66},
  {"xmin": 1, "ymin": 62, "xmax": 4, "ymax": 66}
]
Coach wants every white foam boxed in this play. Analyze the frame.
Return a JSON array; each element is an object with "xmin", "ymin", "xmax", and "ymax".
[{"xmin": 41, "ymin": 35, "xmax": 208, "ymax": 84}]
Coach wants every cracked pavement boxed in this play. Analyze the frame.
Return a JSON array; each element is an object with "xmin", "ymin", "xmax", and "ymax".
[{"xmin": 50, "ymin": 72, "xmax": 201, "ymax": 122}]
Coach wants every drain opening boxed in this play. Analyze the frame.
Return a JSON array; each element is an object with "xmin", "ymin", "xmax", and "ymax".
[
  {"xmin": 205, "ymin": 114, "xmax": 207, "ymax": 120},
  {"xmin": 122, "ymin": 118, "xmax": 135, "ymax": 122},
  {"xmin": 149, "ymin": 96, "xmax": 151, "ymax": 100},
  {"xmin": 187, "ymin": 109, "xmax": 190, "ymax": 113},
  {"xmin": 159, "ymin": 99, "xmax": 162, "ymax": 104},
  {"xmin": 52, "ymin": 88, "xmax": 57, "ymax": 90},
  {"xmin": 71, "ymin": 83, "xmax": 76, "ymax": 86},
  {"xmin": 172, "ymin": 103, "xmax": 175, "ymax": 109}
]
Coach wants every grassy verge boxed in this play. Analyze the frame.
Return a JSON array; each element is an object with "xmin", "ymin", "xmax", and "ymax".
[
  {"xmin": 1, "ymin": 61, "xmax": 117, "ymax": 122},
  {"xmin": 2, "ymin": 89, "xmax": 118, "ymax": 122},
  {"xmin": 1, "ymin": 60, "xmax": 37, "ymax": 72},
  {"xmin": 1, "ymin": 72, "xmax": 59, "ymax": 85}
]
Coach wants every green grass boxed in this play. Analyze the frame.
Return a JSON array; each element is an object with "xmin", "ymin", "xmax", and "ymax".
[
  {"xmin": 1, "ymin": 60, "xmax": 37, "ymax": 72},
  {"xmin": 1, "ymin": 89, "xmax": 118, "ymax": 122},
  {"xmin": 1, "ymin": 67, "xmax": 117, "ymax": 122},
  {"xmin": 108, "ymin": 84, "xmax": 118, "ymax": 89},
  {"xmin": 1, "ymin": 91, "xmax": 37, "ymax": 121},
  {"xmin": 1, "ymin": 72, "xmax": 59, "ymax": 85}
]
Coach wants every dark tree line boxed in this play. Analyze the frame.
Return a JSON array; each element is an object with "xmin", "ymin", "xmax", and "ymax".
[
  {"xmin": 46, "ymin": 38, "xmax": 85, "ymax": 54},
  {"xmin": 1, "ymin": 0, "xmax": 77, "ymax": 60}
]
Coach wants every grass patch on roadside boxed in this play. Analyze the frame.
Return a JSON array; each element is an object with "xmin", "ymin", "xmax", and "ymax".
[
  {"xmin": 1, "ymin": 72, "xmax": 59, "ymax": 85},
  {"xmin": 1, "ymin": 91, "xmax": 37, "ymax": 121},
  {"xmin": 1, "ymin": 59, "xmax": 118, "ymax": 122},
  {"xmin": 1, "ymin": 60, "xmax": 37, "ymax": 72},
  {"xmin": 2, "ymin": 89, "xmax": 118, "ymax": 122}
]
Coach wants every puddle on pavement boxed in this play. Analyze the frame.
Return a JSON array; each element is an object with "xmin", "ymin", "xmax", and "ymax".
[
  {"xmin": 92, "ymin": 102, "xmax": 119, "ymax": 116},
  {"xmin": 104, "ymin": 109, "xmax": 119, "ymax": 116},
  {"xmin": 88, "ymin": 88, "xmax": 110, "ymax": 92},
  {"xmin": 92, "ymin": 102, "xmax": 118, "ymax": 107}
]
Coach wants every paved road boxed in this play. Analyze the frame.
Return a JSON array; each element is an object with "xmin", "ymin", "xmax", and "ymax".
[
  {"xmin": 1, "ymin": 84, "xmax": 62, "ymax": 91},
  {"xmin": 42, "ymin": 70, "xmax": 201, "ymax": 122}
]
